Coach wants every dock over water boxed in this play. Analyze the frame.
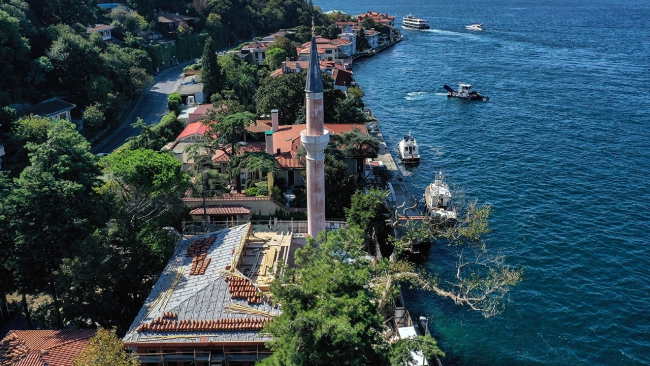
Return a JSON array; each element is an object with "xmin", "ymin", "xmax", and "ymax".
[{"xmin": 366, "ymin": 121, "xmax": 421, "ymax": 240}]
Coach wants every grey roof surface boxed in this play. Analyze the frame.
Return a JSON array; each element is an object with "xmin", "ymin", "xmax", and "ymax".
[
  {"xmin": 16, "ymin": 99, "xmax": 76, "ymax": 118},
  {"xmin": 178, "ymin": 82, "xmax": 204, "ymax": 96},
  {"xmin": 123, "ymin": 224, "xmax": 280, "ymax": 344},
  {"xmin": 305, "ymin": 36, "xmax": 324, "ymax": 93}
]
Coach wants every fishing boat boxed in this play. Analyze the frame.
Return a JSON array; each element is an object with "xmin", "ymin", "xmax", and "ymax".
[
  {"xmin": 465, "ymin": 23, "xmax": 484, "ymax": 31},
  {"xmin": 423, "ymin": 171, "xmax": 456, "ymax": 221},
  {"xmin": 398, "ymin": 133, "xmax": 420, "ymax": 164},
  {"xmin": 403, "ymin": 15, "xmax": 430, "ymax": 30},
  {"xmin": 443, "ymin": 83, "xmax": 489, "ymax": 101}
]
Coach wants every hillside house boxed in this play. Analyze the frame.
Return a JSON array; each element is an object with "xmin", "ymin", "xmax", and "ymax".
[
  {"xmin": 16, "ymin": 99, "xmax": 76, "ymax": 121},
  {"xmin": 86, "ymin": 24, "xmax": 114, "ymax": 41}
]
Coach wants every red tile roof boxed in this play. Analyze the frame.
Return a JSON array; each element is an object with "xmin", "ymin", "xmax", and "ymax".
[
  {"xmin": 177, "ymin": 122, "xmax": 207, "ymax": 140},
  {"xmin": 212, "ymin": 142, "xmax": 267, "ymax": 163},
  {"xmin": 333, "ymin": 68, "xmax": 353, "ymax": 87},
  {"xmin": 190, "ymin": 103, "xmax": 214, "ymax": 117},
  {"xmin": 189, "ymin": 206, "xmax": 251, "ymax": 216},
  {"xmin": 0, "ymin": 330, "xmax": 96, "ymax": 366},
  {"xmin": 247, "ymin": 120, "xmax": 272, "ymax": 133},
  {"xmin": 210, "ymin": 124, "xmax": 366, "ymax": 169}
]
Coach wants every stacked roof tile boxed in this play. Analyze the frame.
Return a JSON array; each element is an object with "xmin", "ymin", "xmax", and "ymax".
[{"xmin": 186, "ymin": 236, "xmax": 217, "ymax": 275}]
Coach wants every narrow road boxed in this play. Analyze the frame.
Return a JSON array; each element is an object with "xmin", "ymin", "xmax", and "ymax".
[{"xmin": 92, "ymin": 62, "xmax": 193, "ymax": 154}]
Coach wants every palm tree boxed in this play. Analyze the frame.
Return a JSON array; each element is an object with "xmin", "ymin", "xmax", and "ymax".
[{"xmin": 240, "ymin": 152, "xmax": 279, "ymax": 189}]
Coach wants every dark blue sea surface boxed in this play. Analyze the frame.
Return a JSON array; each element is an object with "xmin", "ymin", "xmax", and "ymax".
[{"xmin": 314, "ymin": 0, "xmax": 650, "ymax": 364}]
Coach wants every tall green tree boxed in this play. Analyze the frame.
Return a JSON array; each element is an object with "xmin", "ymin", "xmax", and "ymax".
[
  {"xmin": 47, "ymin": 25, "xmax": 102, "ymax": 93},
  {"xmin": 356, "ymin": 28, "xmax": 370, "ymax": 51},
  {"xmin": 100, "ymin": 148, "xmax": 188, "ymax": 231},
  {"xmin": 323, "ymin": 153, "xmax": 358, "ymax": 219},
  {"xmin": 4, "ymin": 120, "xmax": 107, "ymax": 328},
  {"xmin": 0, "ymin": 8, "xmax": 31, "ymax": 105},
  {"xmin": 261, "ymin": 227, "xmax": 445, "ymax": 366},
  {"xmin": 261, "ymin": 227, "xmax": 386, "ymax": 366},
  {"xmin": 266, "ymin": 35, "xmax": 297, "ymax": 60},
  {"xmin": 202, "ymin": 111, "xmax": 256, "ymax": 192},
  {"xmin": 255, "ymin": 72, "xmax": 305, "ymax": 124},
  {"xmin": 201, "ymin": 36, "xmax": 224, "ymax": 102},
  {"xmin": 5, "ymin": 115, "xmax": 51, "ymax": 175},
  {"xmin": 264, "ymin": 47, "xmax": 287, "ymax": 70}
]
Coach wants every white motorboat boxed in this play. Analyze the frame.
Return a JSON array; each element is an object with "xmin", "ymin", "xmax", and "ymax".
[
  {"xmin": 465, "ymin": 23, "xmax": 484, "ymax": 31},
  {"xmin": 403, "ymin": 15, "xmax": 430, "ymax": 30},
  {"xmin": 398, "ymin": 133, "xmax": 420, "ymax": 164},
  {"xmin": 423, "ymin": 171, "xmax": 457, "ymax": 221}
]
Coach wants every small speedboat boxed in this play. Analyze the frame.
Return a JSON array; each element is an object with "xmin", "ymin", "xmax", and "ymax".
[
  {"xmin": 423, "ymin": 171, "xmax": 456, "ymax": 222},
  {"xmin": 398, "ymin": 133, "xmax": 420, "ymax": 164},
  {"xmin": 465, "ymin": 23, "xmax": 484, "ymax": 31},
  {"xmin": 444, "ymin": 83, "xmax": 489, "ymax": 101}
]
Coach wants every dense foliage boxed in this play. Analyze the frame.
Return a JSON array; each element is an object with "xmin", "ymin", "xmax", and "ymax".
[
  {"xmin": 72, "ymin": 328, "xmax": 139, "ymax": 366},
  {"xmin": 261, "ymin": 227, "xmax": 445, "ymax": 366}
]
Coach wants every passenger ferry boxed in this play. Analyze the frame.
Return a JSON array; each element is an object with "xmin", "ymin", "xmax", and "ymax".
[{"xmin": 403, "ymin": 15, "xmax": 430, "ymax": 30}]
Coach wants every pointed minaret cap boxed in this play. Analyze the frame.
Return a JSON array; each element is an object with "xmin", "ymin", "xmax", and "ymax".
[
  {"xmin": 305, "ymin": 35, "xmax": 324, "ymax": 93},
  {"xmin": 305, "ymin": 17, "xmax": 323, "ymax": 93}
]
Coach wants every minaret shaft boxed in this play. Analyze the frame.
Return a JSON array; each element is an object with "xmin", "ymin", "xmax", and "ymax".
[{"xmin": 301, "ymin": 34, "xmax": 329, "ymax": 238}]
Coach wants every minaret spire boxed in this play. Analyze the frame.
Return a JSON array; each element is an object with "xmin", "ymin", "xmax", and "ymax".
[{"xmin": 300, "ymin": 26, "xmax": 329, "ymax": 239}]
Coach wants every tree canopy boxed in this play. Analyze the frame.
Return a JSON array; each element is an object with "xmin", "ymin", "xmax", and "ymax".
[
  {"xmin": 72, "ymin": 328, "xmax": 139, "ymax": 366},
  {"xmin": 261, "ymin": 227, "xmax": 445, "ymax": 366}
]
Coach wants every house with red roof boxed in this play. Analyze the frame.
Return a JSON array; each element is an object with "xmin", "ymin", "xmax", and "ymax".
[
  {"xmin": 298, "ymin": 36, "xmax": 347, "ymax": 62},
  {"xmin": 0, "ymin": 329, "xmax": 96, "ymax": 366},
  {"xmin": 241, "ymin": 41, "xmax": 270, "ymax": 65},
  {"xmin": 86, "ymin": 24, "xmax": 114, "ymax": 41},
  {"xmin": 188, "ymin": 103, "xmax": 215, "ymax": 124},
  {"xmin": 357, "ymin": 11, "xmax": 395, "ymax": 28},
  {"xmin": 333, "ymin": 68, "xmax": 355, "ymax": 93},
  {"xmin": 212, "ymin": 110, "xmax": 369, "ymax": 190}
]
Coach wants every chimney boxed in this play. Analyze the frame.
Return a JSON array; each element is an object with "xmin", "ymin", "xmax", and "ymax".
[
  {"xmin": 265, "ymin": 130, "xmax": 274, "ymax": 154},
  {"xmin": 271, "ymin": 109, "xmax": 279, "ymax": 132}
]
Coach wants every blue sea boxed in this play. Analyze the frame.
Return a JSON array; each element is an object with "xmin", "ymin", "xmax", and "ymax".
[{"xmin": 314, "ymin": 0, "xmax": 650, "ymax": 364}]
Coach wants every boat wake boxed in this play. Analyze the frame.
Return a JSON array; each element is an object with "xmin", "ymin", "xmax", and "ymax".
[{"xmin": 405, "ymin": 91, "xmax": 429, "ymax": 101}]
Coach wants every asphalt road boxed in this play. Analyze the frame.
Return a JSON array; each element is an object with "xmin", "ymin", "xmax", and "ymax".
[{"xmin": 91, "ymin": 63, "xmax": 192, "ymax": 154}]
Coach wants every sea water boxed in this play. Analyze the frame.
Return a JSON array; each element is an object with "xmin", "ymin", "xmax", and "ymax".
[{"xmin": 313, "ymin": 0, "xmax": 650, "ymax": 364}]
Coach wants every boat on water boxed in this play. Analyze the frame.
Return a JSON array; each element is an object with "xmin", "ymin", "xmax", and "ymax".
[
  {"xmin": 423, "ymin": 171, "xmax": 457, "ymax": 222},
  {"xmin": 465, "ymin": 23, "xmax": 484, "ymax": 31},
  {"xmin": 443, "ymin": 83, "xmax": 489, "ymax": 101},
  {"xmin": 403, "ymin": 15, "xmax": 430, "ymax": 30},
  {"xmin": 398, "ymin": 133, "xmax": 420, "ymax": 164}
]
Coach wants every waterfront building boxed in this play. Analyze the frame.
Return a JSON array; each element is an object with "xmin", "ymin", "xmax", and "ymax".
[
  {"xmin": 338, "ymin": 24, "xmax": 357, "ymax": 56},
  {"xmin": 357, "ymin": 11, "xmax": 395, "ymax": 28}
]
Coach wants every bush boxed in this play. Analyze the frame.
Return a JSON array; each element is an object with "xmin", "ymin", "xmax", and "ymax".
[
  {"xmin": 184, "ymin": 63, "xmax": 201, "ymax": 72},
  {"xmin": 167, "ymin": 92, "xmax": 182, "ymax": 115}
]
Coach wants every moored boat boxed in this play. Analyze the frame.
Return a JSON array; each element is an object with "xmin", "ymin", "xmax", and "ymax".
[
  {"xmin": 398, "ymin": 133, "xmax": 420, "ymax": 164},
  {"xmin": 423, "ymin": 171, "xmax": 457, "ymax": 222},
  {"xmin": 465, "ymin": 23, "xmax": 484, "ymax": 31},
  {"xmin": 443, "ymin": 83, "xmax": 489, "ymax": 101},
  {"xmin": 403, "ymin": 15, "xmax": 430, "ymax": 30}
]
